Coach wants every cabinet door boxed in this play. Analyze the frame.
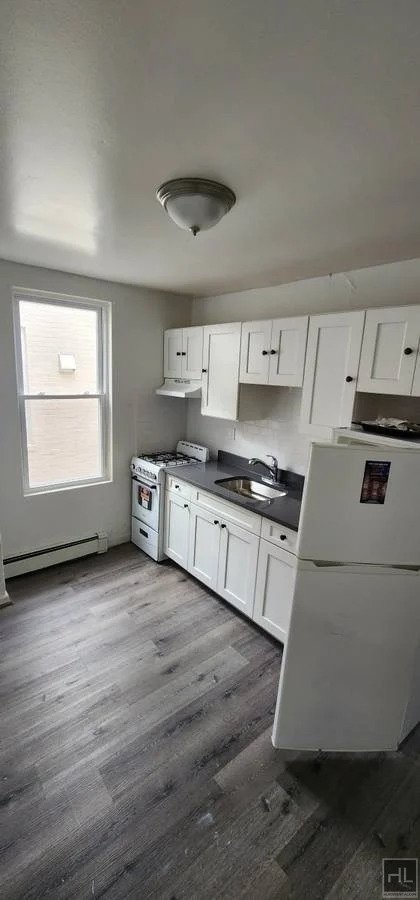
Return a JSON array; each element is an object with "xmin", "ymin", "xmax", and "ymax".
[
  {"xmin": 163, "ymin": 491, "xmax": 190, "ymax": 567},
  {"xmin": 411, "ymin": 344, "xmax": 420, "ymax": 396},
  {"xmin": 300, "ymin": 311, "xmax": 365, "ymax": 438},
  {"xmin": 201, "ymin": 323, "xmax": 241, "ymax": 420},
  {"xmin": 357, "ymin": 306, "xmax": 420, "ymax": 395},
  {"xmin": 182, "ymin": 326, "xmax": 203, "ymax": 380},
  {"xmin": 239, "ymin": 320, "xmax": 271, "ymax": 384},
  {"xmin": 163, "ymin": 329, "xmax": 183, "ymax": 378},
  {"xmin": 188, "ymin": 503, "xmax": 220, "ymax": 590},
  {"xmin": 217, "ymin": 521, "xmax": 259, "ymax": 618},
  {"xmin": 253, "ymin": 540, "xmax": 296, "ymax": 643},
  {"xmin": 268, "ymin": 316, "xmax": 308, "ymax": 387}
]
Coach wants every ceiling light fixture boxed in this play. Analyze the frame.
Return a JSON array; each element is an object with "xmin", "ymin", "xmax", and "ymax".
[{"xmin": 156, "ymin": 177, "xmax": 236, "ymax": 236}]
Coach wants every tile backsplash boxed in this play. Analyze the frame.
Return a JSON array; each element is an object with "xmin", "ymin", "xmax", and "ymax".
[
  {"xmin": 187, "ymin": 384, "xmax": 312, "ymax": 476},
  {"xmin": 187, "ymin": 386, "xmax": 420, "ymax": 477}
]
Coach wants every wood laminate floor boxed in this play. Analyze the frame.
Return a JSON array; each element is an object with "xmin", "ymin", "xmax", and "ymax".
[{"xmin": 1, "ymin": 544, "xmax": 419, "ymax": 900}]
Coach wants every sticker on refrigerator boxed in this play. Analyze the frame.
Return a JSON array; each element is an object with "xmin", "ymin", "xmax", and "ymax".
[{"xmin": 360, "ymin": 460, "xmax": 391, "ymax": 505}]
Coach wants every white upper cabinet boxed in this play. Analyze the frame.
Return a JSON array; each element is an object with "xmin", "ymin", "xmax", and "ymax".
[
  {"xmin": 182, "ymin": 327, "xmax": 204, "ymax": 380},
  {"xmin": 163, "ymin": 328, "xmax": 183, "ymax": 378},
  {"xmin": 201, "ymin": 322, "xmax": 241, "ymax": 420},
  {"xmin": 357, "ymin": 306, "xmax": 420, "ymax": 396},
  {"xmin": 239, "ymin": 320, "xmax": 272, "ymax": 384},
  {"xmin": 300, "ymin": 311, "xmax": 365, "ymax": 437},
  {"xmin": 163, "ymin": 326, "xmax": 203, "ymax": 379},
  {"xmin": 240, "ymin": 316, "xmax": 308, "ymax": 387},
  {"xmin": 269, "ymin": 316, "xmax": 308, "ymax": 386}
]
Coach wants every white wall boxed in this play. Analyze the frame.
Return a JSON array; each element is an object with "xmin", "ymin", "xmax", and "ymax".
[
  {"xmin": 187, "ymin": 384, "xmax": 312, "ymax": 474},
  {"xmin": 188, "ymin": 258, "xmax": 420, "ymax": 474},
  {"xmin": 192, "ymin": 258, "xmax": 420, "ymax": 324},
  {"xmin": 3, "ymin": 254, "xmax": 420, "ymax": 555},
  {"xmin": 0, "ymin": 259, "xmax": 191, "ymax": 558},
  {"xmin": 0, "ymin": 533, "xmax": 9, "ymax": 605}
]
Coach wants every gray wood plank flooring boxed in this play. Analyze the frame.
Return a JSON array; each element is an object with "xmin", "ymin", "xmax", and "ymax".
[{"xmin": 0, "ymin": 544, "xmax": 419, "ymax": 899}]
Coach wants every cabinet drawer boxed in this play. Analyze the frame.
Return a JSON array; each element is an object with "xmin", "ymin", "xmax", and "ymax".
[
  {"xmin": 261, "ymin": 518, "xmax": 297, "ymax": 553},
  {"xmin": 192, "ymin": 488, "xmax": 261, "ymax": 535},
  {"xmin": 165, "ymin": 475, "xmax": 194, "ymax": 499}
]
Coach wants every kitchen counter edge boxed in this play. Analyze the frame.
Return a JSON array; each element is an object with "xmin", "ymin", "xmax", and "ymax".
[{"xmin": 164, "ymin": 460, "xmax": 302, "ymax": 532}]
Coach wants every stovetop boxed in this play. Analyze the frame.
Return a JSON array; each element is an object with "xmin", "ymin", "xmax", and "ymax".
[
  {"xmin": 139, "ymin": 452, "xmax": 196, "ymax": 467},
  {"xmin": 131, "ymin": 442, "xmax": 209, "ymax": 481}
]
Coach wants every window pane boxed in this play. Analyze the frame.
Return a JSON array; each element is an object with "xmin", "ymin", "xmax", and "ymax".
[
  {"xmin": 25, "ymin": 398, "xmax": 103, "ymax": 488},
  {"xmin": 19, "ymin": 300, "xmax": 99, "ymax": 394}
]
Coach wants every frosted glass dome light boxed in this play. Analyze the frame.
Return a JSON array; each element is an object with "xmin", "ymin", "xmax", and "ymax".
[{"xmin": 156, "ymin": 178, "xmax": 236, "ymax": 236}]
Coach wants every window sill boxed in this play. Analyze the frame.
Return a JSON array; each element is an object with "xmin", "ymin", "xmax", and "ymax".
[{"xmin": 24, "ymin": 476, "xmax": 113, "ymax": 497}]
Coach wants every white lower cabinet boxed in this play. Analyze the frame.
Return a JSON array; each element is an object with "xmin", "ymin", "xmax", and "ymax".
[
  {"xmin": 164, "ymin": 481, "xmax": 297, "ymax": 642},
  {"xmin": 187, "ymin": 503, "xmax": 259, "ymax": 610},
  {"xmin": 217, "ymin": 521, "xmax": 259, "ymax": 617},
  {"xmin": 253, "ymin": 540, "xmax": 297, "ymax": 642},
  {"xmin": 163, "ymin": 491, "xmax": 190, "ymax": 568},
  {"xmin": 188, "ymin": 504, "xmax": 220, "ymax": 590}
]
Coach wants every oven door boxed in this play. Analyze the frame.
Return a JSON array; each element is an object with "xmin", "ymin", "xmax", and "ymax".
[{"xmin": 131, "ymin": 477, "xmax": 160, "ymax": 531}]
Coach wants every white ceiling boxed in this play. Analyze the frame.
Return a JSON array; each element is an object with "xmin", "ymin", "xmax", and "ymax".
[{"xmin": 1, "ymin": 0, "xmax": 420, "ymax": 297}]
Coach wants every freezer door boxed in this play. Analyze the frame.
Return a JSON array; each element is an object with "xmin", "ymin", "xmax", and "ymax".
[
  {"xmin": 297, "ymin": 443, "xmax": 420, "ymax": 565},
  {"xmin": 272, "ymin": 563, "xmax": 420, "ymax": 752}
]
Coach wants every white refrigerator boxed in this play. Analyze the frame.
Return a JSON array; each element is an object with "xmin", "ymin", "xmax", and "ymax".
[{"xmin": 272, "ymin": 443, "xmax": 420, "ymax": 753}]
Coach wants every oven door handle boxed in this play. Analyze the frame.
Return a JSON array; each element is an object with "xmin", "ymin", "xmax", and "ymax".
[{"xmin": 132, "ymin": 477, "xmax": 157, "ymax": 489}]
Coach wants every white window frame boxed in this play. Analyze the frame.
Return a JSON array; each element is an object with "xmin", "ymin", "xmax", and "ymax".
[{"xmin": 12, "ymin": 287, "xmax": 112, "ymax": 495}]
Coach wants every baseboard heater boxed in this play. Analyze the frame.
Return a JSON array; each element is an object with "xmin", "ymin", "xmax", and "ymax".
[{"xmin": 4, "ymin": 532, "xmax": 108, "ymax": 579}]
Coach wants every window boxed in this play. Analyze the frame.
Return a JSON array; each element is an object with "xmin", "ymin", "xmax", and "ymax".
[{"xmin": 13, "ymin": 289, "xmax": 112, "ymax": 493}]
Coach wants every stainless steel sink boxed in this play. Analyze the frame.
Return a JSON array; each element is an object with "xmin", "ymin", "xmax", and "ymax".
[{"xmin": 215, "ymin": 477, "xmax": 287, "ymax": 502}]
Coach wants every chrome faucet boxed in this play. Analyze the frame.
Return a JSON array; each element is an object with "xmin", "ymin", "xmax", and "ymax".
[{"xmin": 248, "ymin": 454, "xmax": 279, "ymax": 484}]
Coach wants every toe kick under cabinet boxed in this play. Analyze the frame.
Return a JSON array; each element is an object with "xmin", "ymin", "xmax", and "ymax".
[{"xmin": 163, "ymin": 477, "xmax": 297, "ymax": 641}]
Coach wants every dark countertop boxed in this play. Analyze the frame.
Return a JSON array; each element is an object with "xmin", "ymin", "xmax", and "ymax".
[{"xmin": 165, "ymin": 451, "xmax": 303, "ymax": 532}]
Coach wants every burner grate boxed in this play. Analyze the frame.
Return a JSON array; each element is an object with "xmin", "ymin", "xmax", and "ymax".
[{"xmin": 139, "ymin": 451, "xmax": 197, "ymax": 466}]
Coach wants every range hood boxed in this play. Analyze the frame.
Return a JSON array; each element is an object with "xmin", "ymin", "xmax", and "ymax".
[{"xmin": 156, "ymin": 378, "xmax": 202, "ymax": 399}]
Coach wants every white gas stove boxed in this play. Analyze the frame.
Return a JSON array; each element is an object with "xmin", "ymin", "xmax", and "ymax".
[
  {"xmin": 131, "ymin": 441, "xmax": 209, "ymax": 484},
  {"xmin": 130, "ymin": 441, "xmax": 209, "ymax": 561}
]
